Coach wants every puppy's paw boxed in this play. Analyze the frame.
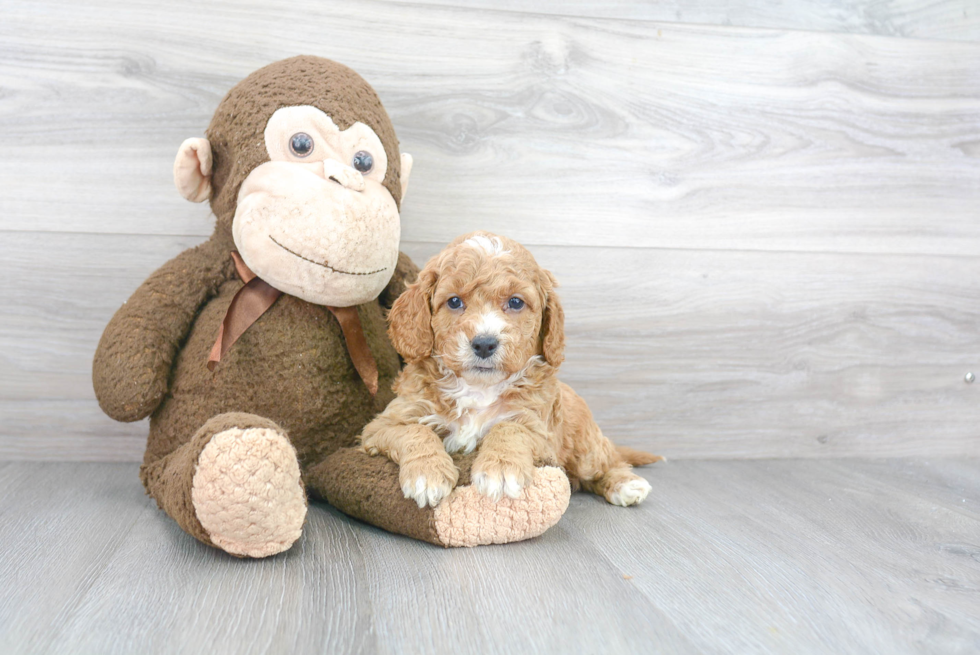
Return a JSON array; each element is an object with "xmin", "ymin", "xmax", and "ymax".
[
  {"xmin": 608, "ymin": 477, "xmax": 652, "ymax": 507},
  {"xmin": 399, "ymin": 453, "xmax": 459, "ymax": 508},
  {"xmin": 472, "ymin": 453, "xmax": 535, "ymax": 502}
]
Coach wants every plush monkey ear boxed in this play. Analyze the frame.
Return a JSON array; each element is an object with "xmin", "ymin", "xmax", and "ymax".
[
  {"xmin": 540, "ymin": 271, "xmax": 565, "ymax": 368},
  {"xmin": 387, "ymin": 266, "xmax": 436, "ymax": 362},
  {"xmin": 174, "ymin": 137, "xmax": 213, "ymax": 203},
  {"xmin": 399, "ymin": 153, "xmax": 413, "ymax": 201}
]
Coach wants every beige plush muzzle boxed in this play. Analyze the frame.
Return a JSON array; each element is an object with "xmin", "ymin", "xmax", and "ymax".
[
  {"xmin": 232, "ymin": 160, "xmax": 400, "ymax": 307},
  {"xmin": 174, "ymin": 104, "xmax": 413, "ymax": 309}
]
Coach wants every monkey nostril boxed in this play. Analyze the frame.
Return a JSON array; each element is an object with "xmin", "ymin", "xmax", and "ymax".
[
  {"xmin": 471, "ymin": 335, "xmax": 498, "ymax": 360},
  {"xmin": 328, "ymin": 175, "xmax": 342, "ymax": 185}
]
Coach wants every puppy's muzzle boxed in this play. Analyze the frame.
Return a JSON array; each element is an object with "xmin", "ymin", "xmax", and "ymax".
[{"xmin": 471, "ymin": 334, "xmax": 499, "ymax": 360}]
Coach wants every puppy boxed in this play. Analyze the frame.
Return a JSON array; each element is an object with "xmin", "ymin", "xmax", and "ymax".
[{"xmin": 360, "ymin": 232, "xmax": 662, "ymax": 508}]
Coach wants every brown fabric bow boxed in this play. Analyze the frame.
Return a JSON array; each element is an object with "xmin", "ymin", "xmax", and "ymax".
[{"xmin": 208, "ymin": 252, "xmax": 379, "ymax": 396}]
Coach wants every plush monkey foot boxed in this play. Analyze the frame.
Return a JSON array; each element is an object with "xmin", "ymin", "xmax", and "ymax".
[
  {"xmin": 432, "ymin": 466, "xmax": 570, "ymax": 547},
  {"xmin": 307, "ymin": 448, "xmax": 571, "ymax": 547},
  {"xmin": 191, "ymin": 426, "xmax": 307, "ymax": 558}
]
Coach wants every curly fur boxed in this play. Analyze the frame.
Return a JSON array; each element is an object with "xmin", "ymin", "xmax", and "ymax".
[{"xmin": 362, "ymin": 232, "xmax": 662, "ymax": 507}]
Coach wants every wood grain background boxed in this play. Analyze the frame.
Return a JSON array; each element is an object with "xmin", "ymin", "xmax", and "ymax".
[{"xmin": 1, "ymin": 0, "xmax": 977, "ymax": 460}]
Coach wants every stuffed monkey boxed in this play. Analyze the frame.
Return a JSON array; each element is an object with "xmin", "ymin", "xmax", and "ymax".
[{"xmin": 92, "ymin": 56, "xmax": 570, "ymax": 557}]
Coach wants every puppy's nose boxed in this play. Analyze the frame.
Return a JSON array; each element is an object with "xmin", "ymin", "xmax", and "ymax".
[{"xmin": 471, "ymin": 334, "xmax": 498, "ymax": 359}]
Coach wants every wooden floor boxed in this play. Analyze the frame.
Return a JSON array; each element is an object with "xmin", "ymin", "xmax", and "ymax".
[{"xmin": 1, "ymin": 459, "xmax": 977, "ymax": 654}]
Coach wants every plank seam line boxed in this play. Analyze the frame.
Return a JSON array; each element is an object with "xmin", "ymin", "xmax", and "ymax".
[{"xmin": 1, "ymin": 230, "xmax": 976, "ymax": 261}]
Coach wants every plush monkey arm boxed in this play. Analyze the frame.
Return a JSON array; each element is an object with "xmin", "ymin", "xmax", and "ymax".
[
  {"xmin": 93, "ymin": 238, "xmax": 233, "ymax": 422},
  {"xmin": 377, "ymin": 251, "xmax": 420, "ymax": 311}
]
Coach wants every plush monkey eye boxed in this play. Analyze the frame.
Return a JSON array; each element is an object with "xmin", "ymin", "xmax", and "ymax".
[
  {"xmin": 446, "ymin": 296, "xmax": 464, "ymax": 310},
  {"xmin": 351, "ymin": 150, "xmax": 374, "ymax": 173},
  {"xmin": 289, "ymin": 133, "xmax": 314, "ymax": 157},
  {"xmin": 507, "ymin": 297, "xmax": 525, "ymax": 311}
]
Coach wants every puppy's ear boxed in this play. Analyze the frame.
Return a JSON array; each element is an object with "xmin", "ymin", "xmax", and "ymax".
[
  {"xmin": 388, "ymin": 267, "xmax": 437, "ymax": 362},
  {"xmin": 540, "ymin": 270, "xmax": 565, "ymax": 367}
]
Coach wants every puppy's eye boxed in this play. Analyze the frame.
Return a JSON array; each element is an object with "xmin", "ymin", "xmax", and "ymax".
[
  {"xmin": 447, "ymin": 296, "xmax": 464, "ymax": 310},
  {"xmin": 352, "ymin": 150, "xmax": 374, "ymax": 173},
  {"xmin": 507, "ymin": 297, "xmax": 525, "ymax": 311},
  {"xmin": 289, "ymin": 133, "xmax": 314, "ymax": 157}
]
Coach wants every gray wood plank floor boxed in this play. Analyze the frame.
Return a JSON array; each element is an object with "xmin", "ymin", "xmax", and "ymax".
[{"xmin": 1, "ymin": 459, "xmax": 977, "ymax": 654}]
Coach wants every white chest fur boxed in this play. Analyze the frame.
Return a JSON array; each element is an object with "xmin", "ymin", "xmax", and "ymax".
[{"xmin": 420, "ymin": 374, "xmax": 519, "ymax": 454}]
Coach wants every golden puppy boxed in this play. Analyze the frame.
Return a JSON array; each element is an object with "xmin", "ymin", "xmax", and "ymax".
[{"xmin": 360, "ymin": 232, "xmax": 662, "ymax": 508}]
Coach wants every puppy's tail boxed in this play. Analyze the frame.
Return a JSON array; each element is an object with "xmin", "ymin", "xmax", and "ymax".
[{"xmin": 617, "ymin": 445, "xmax": 665, "ymax": 467}]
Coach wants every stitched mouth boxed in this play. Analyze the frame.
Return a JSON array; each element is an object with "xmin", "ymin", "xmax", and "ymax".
[{"xmin": 268, "ymin": 236, "xmax": 387, "ymax": 276}]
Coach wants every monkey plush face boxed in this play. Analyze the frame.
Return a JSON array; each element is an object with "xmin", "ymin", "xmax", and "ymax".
[
  {"xmin": 232, "ymin": 105, "xmax": 404, "ymax": 305},
  {"xmin": 173, "ymin": 56, "xmax": 412, "ymax": 307}
]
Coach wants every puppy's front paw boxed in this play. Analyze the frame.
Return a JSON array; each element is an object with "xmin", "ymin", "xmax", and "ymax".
[
  {"xmin": 608, "ymin": 477, "xmax": 652, "ymax": 507},
  {"xmin": 399, "ymin": 453, "xmax": 459, "ymax": 508},
  {"xmin": 472, "ymin": 453, "xmax": 534, "ymax": 502}
]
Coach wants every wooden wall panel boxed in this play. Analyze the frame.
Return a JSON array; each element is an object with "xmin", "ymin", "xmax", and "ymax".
[
  {"xmin": 2, "ymin": 234, "xmax": 976, "ymax": 460},
  {"xmin": 1, "ymin": 0, "xmax": 977, "ymax": 459},
  {"xmin": 1, "ymin": 1, "xmax": 979, "ymax": 255},
  {"xmin": 392, "ymin": 0, "xmax": 980, "ymax": 43}
]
